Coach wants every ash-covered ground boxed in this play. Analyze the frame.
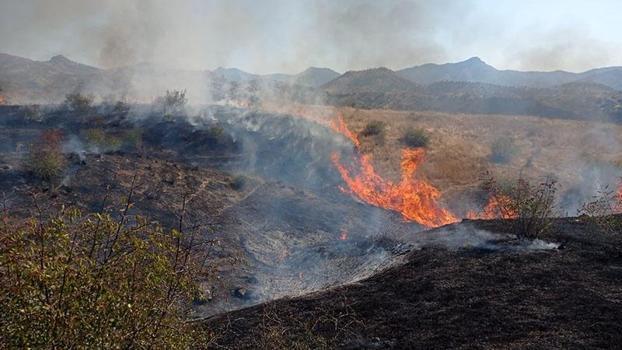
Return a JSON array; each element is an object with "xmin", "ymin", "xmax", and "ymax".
[{"xmin": 202, "ymin": 218, "xmax": 622, "ymax": 349}]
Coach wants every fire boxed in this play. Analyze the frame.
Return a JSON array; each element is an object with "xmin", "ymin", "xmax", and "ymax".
[
  {"xmin": 466, "ymin": 194, "xmax": 517, "ymax": 220},
  {"xmin": 330, "ymin": 114, "xmax": 457, "ymax": 227},
  {"xmin": 329, "ymin": 115, "xmax": 519, "ymax": 227},
  {"xmin": 332, "ymin": 149, "xmax": 458, "ymax": 228},
  {"xmin": 330, "ymin": 114, "xmax": 360, "ymax": 148}
]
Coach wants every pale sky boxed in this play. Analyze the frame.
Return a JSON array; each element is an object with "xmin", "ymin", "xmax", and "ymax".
[{"xmin": 0, "ymin": 0, "xmax": 621, "ymax": 74}]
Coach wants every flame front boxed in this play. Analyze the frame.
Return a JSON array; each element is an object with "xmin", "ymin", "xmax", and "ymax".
[
  {"xmin": 330, "ymin": 114, "xmax": 360, "ymax": 148},
  {"xmin": 332, "ymin": 149, "xmax": 458, "ymax": 228},
  {"xmin": 466, "ymin": 194, "xmax": 517, "ymax": 220},
  {"xmin": 329, "ymin": 116, "xmax": 457, "ymax": 228}
]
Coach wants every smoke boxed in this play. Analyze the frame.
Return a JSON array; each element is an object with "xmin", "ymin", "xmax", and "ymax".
[{"xmin": 4, "ymin": 0, "xmax": 621, "ymax": 74}]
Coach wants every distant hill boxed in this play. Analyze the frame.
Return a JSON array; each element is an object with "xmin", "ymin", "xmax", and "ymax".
[
  {"xmin": 397, "ymin": 56, "xmax": 622, "ymax": 90},
  {"xmin": 292, "ymin": 67, "xmax": 340, "ymax": 88},
  {"xmin": 322, "ymin": 67, "xmax": 419, "ymax": 94},
  {"xmin": 1, "ymin": 52, "xmax": 622, "ymax": 121},
  {"xmin": 322, "ymin": 66, "xmax": 622, "ymax": 121},
  {"xmin": 0, "ymin": 53, "xmax": 106, "ymax": 103}
]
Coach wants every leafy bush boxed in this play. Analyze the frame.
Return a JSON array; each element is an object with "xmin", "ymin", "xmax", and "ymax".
[
  {"xmin": 361, "ymin": 120, "xmax": 385, "ymax": 136},
  {"xmin": 0, "ymin": 206, "xmax": 208, "ymax": 348},
  {"xmin": 26, "ymin": 129, "xmax": 66, "ymax": 181},
  {"xmin": 400, "ymin": 127, "xmax": 429, "ymax": 148},
  {"xmin": 155, "ymin": 89, "xmax": 188, "ymax": 117},
  {"xmin": 64, "ymin": 93, "xmax": 94, "ymax": 113},
  {"xmin": 490, "ymin": 137, "xmax": 517, "ymax": 164},
  {"xmin": 481, "ymin": 174, "xmax": 558, "ymax": 239}
]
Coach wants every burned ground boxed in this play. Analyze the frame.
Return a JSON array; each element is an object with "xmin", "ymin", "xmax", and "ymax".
[
  {"xmin": 2, "ymin": 104, "xmax": 622, "ymax": 348},
  {"xmin": 201, "ymin": 218, "xmax": 622, "ymax": 349}
]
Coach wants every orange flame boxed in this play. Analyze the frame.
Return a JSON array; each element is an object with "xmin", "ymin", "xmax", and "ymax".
[
  {"xmin": 332, "ymin": 149, "xmax": 458, "ymax": 228},
  {"xmin": 466, "ymin": 194, "xmax": 518, "ymax": 220},
  {"xmin": 330, "ymin": 114, "xmax": 360, "ymax": 148},
  {"xmin": 329, "ymin": 116, "xmax": 458, "ymax": 228},
  {"xmin": 329, "ymin": 115, "xmax": 518, "ymax": 227}
]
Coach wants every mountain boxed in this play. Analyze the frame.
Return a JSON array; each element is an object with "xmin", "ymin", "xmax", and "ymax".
[
  {"xmin": 212, "ymin": 67, "xmax": 258, "ymax": 82},
  {"xmin": 322, "ymin": 68, "xmax": 622, "ymax": 121},
  {"xmin": 322, "ymin": 67, "xmax": 419, "ymax": 94},
  {"xmin": 292, "ymin": 67, "xmax": 340, "ymax": 88},
  {"xmin": 397, "ymin": 57, "xmax": 622, "ymax": 91},
  {"xmin": 0, "ymin": 53, "xmax": 106, "ymax": 103},
  {"xmin": 397, "ymin": 57, "xmax": 577, "ymax": 87}
]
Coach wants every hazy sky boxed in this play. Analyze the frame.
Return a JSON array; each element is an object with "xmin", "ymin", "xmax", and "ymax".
[{"xmin": 1, "ymin": 0, "xmax": 621, "ymax": 74}]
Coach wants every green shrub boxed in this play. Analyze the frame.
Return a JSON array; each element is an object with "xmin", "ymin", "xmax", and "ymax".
[
  {"xmin": 490, "ymin": 137, "xmax": 517, "ymax": 164},
  {"xmin": 0, "ymin": 208, "xmax": 208, "ymax": 348},
  {"xmin": 401, "ymin": 127, "xmax": 429, "ymax": 148},
  {"xmin": 361, "ymin": 120, "xmax": 385, "ymax": 136},
  {"xmin": 64, "ymin": 93, "xmax": 94, "ymax": 113},
  {"xmin": 26, "ymin": 129, "xmax": 66, "ymax": 181}
]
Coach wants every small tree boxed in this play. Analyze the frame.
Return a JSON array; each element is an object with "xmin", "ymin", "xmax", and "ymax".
[
  {"xmin": 490, "ymin": 137, "xmax": 517, "ymax": 164},
  {"xmin": 64, "ymin": 93, "xmax": 94, "ymax": 113},
  {"xmin": 26, "ymin": 129, "xmax": 66, "ymax": 181},
  {"xmin": 401, "ymin": 127, "xmax": 429, "ymax": 148}
]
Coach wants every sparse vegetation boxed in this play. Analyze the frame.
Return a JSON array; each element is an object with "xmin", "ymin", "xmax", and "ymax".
[
  {"xmin": 490, "ymin": 137, "xmax": 518, "ymax": 164},
  {"xmin": 0, "ymin": 201, "xmax": 209, "ymax": 348},
  {"xmin": 361, "ymin": 120, "xmax": 385, "ymax": 136},
  {"xmin": 26, "ymin": 129, "xmax": 66, "ymax": 181},
  {"xmin": 400, "ymin": 127, "xmax": 429, "ymax": 148},
  {"xmin": 155, "ymin": 89, "xmax": 188, "ymax": 117},
  {"xmin": 122, "ymin": 128, "xmax": 143, "ymax": 152},
  {"xmin": 579, "ymin": 185, "xmax": 622, "ymax": 234},
  {"xmin": 64, "ymin": 93, "xmax": 94, "ymax": 113},
  {"xmin": 83, "ymin": 128, "xmax": 122, "ymax": 152},
  {"xmin": 482, "ymin": 174, "xmax": 558, "ymax": 239}
]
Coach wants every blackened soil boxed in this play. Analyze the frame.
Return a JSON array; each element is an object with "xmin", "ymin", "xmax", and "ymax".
[{"xmin": 200, "ymin": 218, "xmax": 622, "ymax": 349}]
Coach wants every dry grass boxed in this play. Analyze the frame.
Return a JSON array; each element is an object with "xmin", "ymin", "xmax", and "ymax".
[{"xmin": 259, "ymin": 103, "xmax": 622, "ymax": 215}]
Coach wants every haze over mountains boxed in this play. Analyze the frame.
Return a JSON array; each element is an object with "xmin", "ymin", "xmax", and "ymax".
[{"xmin": 1, "ymin": 52, "xmax": 622, "ymax": 121}]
